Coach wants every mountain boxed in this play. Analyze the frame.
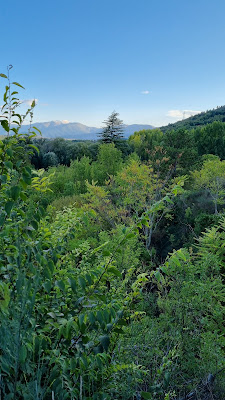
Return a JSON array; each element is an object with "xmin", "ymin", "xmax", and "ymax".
[
  {"xmin": 22, "ymin": 121, "xmax": 100, "ymax": 140},
  {"xmin": 160, "ymin": 105, "xmax": 225, "ymax": 133},
  {"xmin": 0, "ymin": 121, "xmax": 154, "ymax": 140},
  {"xmin": 2, "ymin": 106, "xmax": 225, "ymax": 139},
  {"xmin": 123, "ymin": 124, "xmax": 154, "ymax": 138}
]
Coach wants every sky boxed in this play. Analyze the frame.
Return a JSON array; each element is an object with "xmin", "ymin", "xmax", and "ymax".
[{"xmin": 1, "ymin": 0, "xmax": 225, "ymax": 127}]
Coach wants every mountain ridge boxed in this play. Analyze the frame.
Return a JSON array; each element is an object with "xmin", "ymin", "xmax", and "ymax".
[
  {"xmin": 160, "ymin": 105, "xmax": 225, "ymax": 132},
  {"xmin": 0, "ymin": 120, "xmax": 155, "ymax": 140}
]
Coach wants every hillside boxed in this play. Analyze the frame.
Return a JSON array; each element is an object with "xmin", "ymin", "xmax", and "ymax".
[{"xmin": 160, "ymin": 105, "xmax": 225, "ymax": 132}]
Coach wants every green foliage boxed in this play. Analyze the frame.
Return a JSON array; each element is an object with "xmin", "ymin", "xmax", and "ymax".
[
  {"xmin": 32, "ymin": 138, "xmax": 100, "ymax": 169},
  {"xmin": 192, "ymin": 157, "xmax": 225, "ymax": 213},
  {"xmin": 194, "ymin": 121, "xmax": 225, "ymax": 158},
  {"xmin": 128, "ymin": 129, "xmax": 164, "ymax": 161},
  {"xmin": 1, "ymin": 70, "xmax": 225, "ymax": 400},
  {"xmin": 42, "ymin": 150, "xmax": 59, "ymax": 167},
  {"xmin": 0, "ymin": 72, "xmax": 142, "ymax": 399},
  {"xmin": 92, "ymin": 143, "xmax": 123, "ymax": 185}
]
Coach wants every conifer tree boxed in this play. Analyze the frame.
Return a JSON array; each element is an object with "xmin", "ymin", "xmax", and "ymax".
[{"xmin": 99, "ymin": 111, "xmax": 124, "ymax": 143}]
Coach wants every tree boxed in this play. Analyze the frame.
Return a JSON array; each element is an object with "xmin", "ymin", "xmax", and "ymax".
[
  {"xmin": 194, "ymin": 121, "xmax": 225, "ymax": 159},
  {"xmin": 43, "ymin": 151, "xmax": 59, "ymax": 168},
  {"xmin": 92, "ymin": 143, "xmax": 123, "ymax": 184},
  {"xmin": 128, "ymin": 128, "xmax": 164, "ymax": 161},
  {"xmin": 114, "ymin": 159, "xmax": 184, "ymax": 250},
  {"xmin": 192, "ymin": 157, "xmax": 225, "ymax": 214},
  {"xmin": 98, "ymin": 111, "xmax": 124, "ymax": 143}
]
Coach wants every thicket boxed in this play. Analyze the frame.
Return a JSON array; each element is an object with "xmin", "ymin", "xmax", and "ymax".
[{"xmin": 0, "ymin": 70, "xmax": 224, "ymax": 399}]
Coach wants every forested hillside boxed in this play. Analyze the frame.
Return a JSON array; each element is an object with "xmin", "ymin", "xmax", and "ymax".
[
  {"xmin": 0, "ymin": 73, "xmax": 225, "ymax": 400},
  {"xmin": 160, "ymin": 105, "xmax": 225, "ymax": 133}
]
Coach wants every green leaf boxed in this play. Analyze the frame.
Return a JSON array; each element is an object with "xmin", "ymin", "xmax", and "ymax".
[
  {"xmin": 11, "ymin": 127, "xmax": 18, "ymax": 134},
  {"xmin": 141, "ymin": 392, "xmax": 152, "ymax": 399},
  {"xmin": 10, "ymin": 186, "xmax": 20, "ymax": 201},
  {"xmin": 99, "ymin": 335, "xmax": 110, "ymax": 351},
  {"xmin": 160, "ymin": 266, "xmax": 167, "ymax": 274},
  {"xmin": 43, "ymin": 281, "xmax": 51, "ymax": 293},
  {"xmin": 33, "ymin": 126, "xmax": 42, "ymax": 134},
  {"xmin": 108, "ymin": 267, "xmax": 122, "ymax": 278},
  {"xmin": 141, "ymin": 218, "xmax": 149, "ymax": 227},
  {"xmin": 68, "ymin": 277, "xmax": 77, "ymax": 292},
  {"xmin": 30, "ymin": 220, "xmax": 38, "ymax": 230},
  {"xmin": 16, "ymin": 160, "xmax": 22, "ymax": 168},
  {"xmin": 5, "ymin": 201, "xmax": 14, "ymax": 215},
  {"xmin": 55, "ymin": 280, "xmax": 65, "ymax": 292},
  {"xmin": 93, "ymin": 345, "xmax": 104, "ymax": 354},
  {"xmin": 12, "ymin": 81, "xmax": 25, "ymax": 89},
  {"xmin": 6, "ymin": 148, "xmax": 13, "ymax": 157},
  {"xmin": 0, "ymin": 73, "xmax": 7, "ymax": 78},
  {"xmin": 47, "ymin": 312, "xmax": 56, "ymax": 319},
  {"xmin": 78, "ymin": 276, "xmax": 86, "ymax": 289},
  {"xmin": 177, "ymin": 249, "xmax": 187, "ymax": 261},
  {"xmin": 113, "ymin": 327, "xmax": 124, "ymax": 334},
  {"xmin": 0, "ymin": 214, "xmax": 5, "ymax": 227},
  {"xmin": 48, "ymin": 259, "xmax": 54, "ymax": 273},
  {"xmin": 19, "ymin": 345, "xmax": 27, "ymax": 364},
  {"xmin": 155, "ymin": 270, "xmax": 161, "ymax": 281},
  {"xmin": 28, "ymin": 144, "xmax": 39, "ymax": 152},
  {"xmin": 20, "ymin": 179, "xmax": 28, "ymax": 190},
  {"xmin": 22, "ymin": 173, "xmax": 32, "ymax": 185},
  {"xmin": 1, "ymin": 120, "xmax": 9, "ymax": 132},
  {"xmin": 102, "ymin": 249, "xmax": 111, "ymax": 256},
  {"xmin": 20, "ymin": 192, "xmax": 27, "ymax": 201},
  {"xmin": 126, "ymin": 232, "xmax": 136, "ymax": 239},
  {"xmin": 4, "ymin": 161, "xmax": 13, "ymax": 169},
  {"xmin": 0, "ymin": 175, "xmax": 7, "ymax": 184},
  {"xmin": 33, "ymin": 212, "xmax": 40, "ymax": 222},
  {"xmin": 88, "ymin": 312, "xmax": 96, "ymax": 325},
  {"xmin": 79, "ymin": 314, "xmax": 85, "ymax": 327}
]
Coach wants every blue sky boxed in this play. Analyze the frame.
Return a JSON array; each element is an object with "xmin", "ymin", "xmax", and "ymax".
[{"xmin": 1, "ymin": 0, "xmax": 225, "ymax": 127}]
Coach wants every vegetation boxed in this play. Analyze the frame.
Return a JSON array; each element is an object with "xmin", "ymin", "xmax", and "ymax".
[
  {"xmin": 0, "ymin": 70, "xmax": 225, "ymax": 399},
  {"xmin": 98, "ymin": 111, "xmax": 124, "ymax": 144}
]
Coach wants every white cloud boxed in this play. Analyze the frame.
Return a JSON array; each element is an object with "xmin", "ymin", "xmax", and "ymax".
[
  {"xmin": 141, "ymin": 90, "xmax": 150, "ymax": 95},
  {"xmin": 167, "ymin": 109, "xmax": 201, "ymax": 119}
]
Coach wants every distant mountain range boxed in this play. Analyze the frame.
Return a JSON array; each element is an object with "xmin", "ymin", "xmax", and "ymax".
[
  {"xmin": 0, "ymin": 121, "xmax": 154, "ymax": 140},
  {"xmin": 2, "ymin": 105, "xmax": 225, "ymax": 139}
]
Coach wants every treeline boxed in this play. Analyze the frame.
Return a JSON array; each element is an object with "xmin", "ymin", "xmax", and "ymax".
[
  {"xmin": 129, "ymin": 120, "xmax": 225, "ymax": 169},
  {"xmin": 32, "ymin": 120, "xmax": 225, "ymax": 172},
  {"xmin": 31, "ymin": 137, "xmax": 132, "ymax": 168}
]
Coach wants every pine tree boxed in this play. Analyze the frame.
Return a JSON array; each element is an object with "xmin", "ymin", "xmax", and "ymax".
[{"xmin": 99, "ymin": 111, "xmax": 124, "ymax": 143}]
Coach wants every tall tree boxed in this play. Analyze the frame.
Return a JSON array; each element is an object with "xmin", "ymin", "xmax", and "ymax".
[{"xmin": 99, "ymin": 111, "xmax": 124, "ymax": 143}]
